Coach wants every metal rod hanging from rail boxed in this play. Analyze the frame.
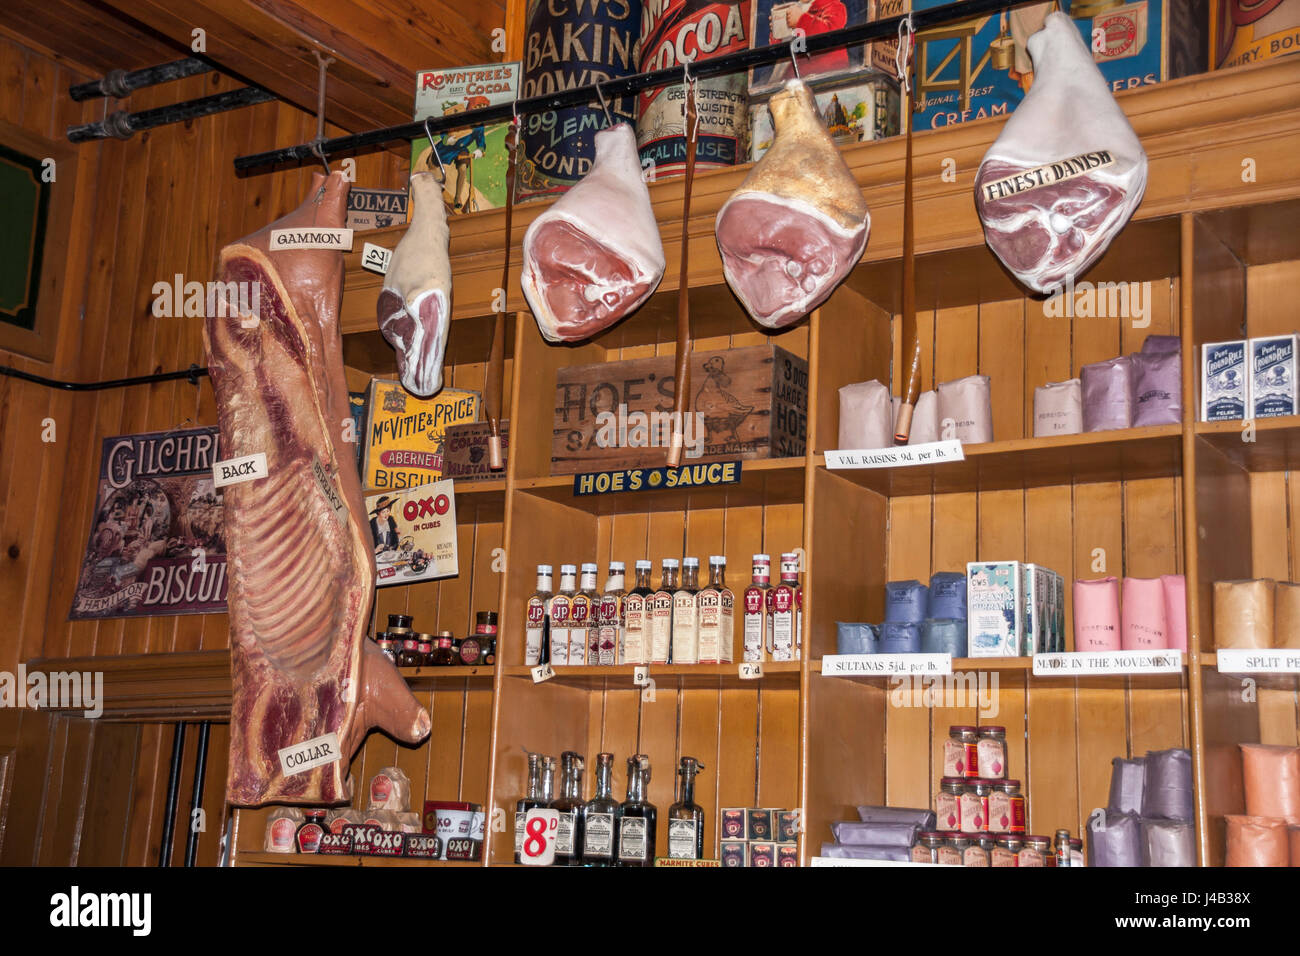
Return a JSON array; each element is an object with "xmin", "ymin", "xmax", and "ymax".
[
  {"xmin": 69, "ymin": 86, "xmax": 276, "ymax": 143},
  {"xmin": 69, "ymin": 56, "xmax": 214, "ymax": 102},
  {"xmin": 233, "ymin": 0, "xmax": 1040, "ymax": 175}
]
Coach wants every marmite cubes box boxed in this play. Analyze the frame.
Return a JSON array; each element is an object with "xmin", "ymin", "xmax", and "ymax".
[
  {"xmin": 909, "ymin": 0, "xmax": 1208, "ymax": 131},
  {"xmin": 967, "ymin": 561, "xmax": 1023, "ymax": 657},
  {"xmin": 1251, "ymin": 334, "xmax": 1298, "ymax": 419},
  {"xmin": 748, "ymin": 73, "xmax": 899, "ymax": 162},
  {"xmin": 1201, "ymin": 340, "xmax": 1248, "ymax": 421}
]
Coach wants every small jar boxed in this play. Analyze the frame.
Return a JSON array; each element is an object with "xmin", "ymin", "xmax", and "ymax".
[
  {"xmin": 943, "ymin": 725, "xmax": 980, "ymax": 778},
  {"xmin": 416, "ymin": 633, "xmax": 434, "ymax": 667},
  {"xmin": 988, "ymin": 779, "xmax": 1026, "ymax": 833},
  {"xmin": 960, "ymin": 779, "xmax": 992, "ymax": 833},
  {"xmin": 963, "ymin": 835, "xmax": 991, "ymax": 867},
  {"xmin": 1019, "ymin": 834, "xmax": 1052, "ymax": 867},
  {"xmin": 375, "ymin": 632, "xmax": 399, "ymax": 665},
  {"xmin": 1069, "ymin": 837, "xmax": 1084, "ymax": 867},
  {"xmin": 992, "ymin": 833, "xmax": 1023, "ymax": 867},
  {"xmin": 912, "ymin": 831, "xmax": 945, "ymax": 864},
  {"xmin": 295, "ymin": 809, "xmax": 327, "ymax": 854},
  {"xmin": 977, "ymin": 725, "xmax": 1008, "ymax": 778},
  {"xmin": 936, "ymin": 777, "xmax": 965, "ymax": 830},
  {"xmin": 395, "ymin": 635, "xmax": 422, "ymax": 668},
  {"xmin": 483, "ymin": 638, "xmax": 496, "ymax": 665},
  {"xmin": 941, "ymin": 832, "xmax": 972, "ymax": 868},
  {"xmin": 459, "ymin": 635, "xmax": 483, "ymax": 666},
  {"xmin": 475, "ymin": 610, "xmax": 499, "ymax": 639},
  {"xmin": 1054, "ymin": 828, "xmax": 1072, "ymax": 868},
  {"xmin": 388, "ymin": 613, "xmax": 414, "ymax": 635},
  {"xmin": 431, "ymin": 632, "xmax": 457, "ymax": 666}
]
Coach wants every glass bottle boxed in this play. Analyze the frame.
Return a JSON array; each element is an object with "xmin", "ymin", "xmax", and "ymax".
[
  {"xmin": 395, "ymin": 632, "xmax": 423, "ymax": 668},
  {"xmin": 769, "ymin": 552, "xmax": 801, "ymax": 661},
  {"xmin": 514, "ymin": 752, "xmax": 544, "ymax": 864},
  {"xmin": 430, "ymin": 632, "xmax": 457, "ymax": 666},
  {"xmin": 743, "ymin": 555, "xmax": 771, "ymax": 662},
  {"xmin": 623, "ymin": 560, "xmax": 654, "ymax": 665},
  {"xmin": 1055, "ymin": 828, "xmax": 1072, "ymax": 868},
  {"xmin": 552, "ymin": 751, "xmax": 586, "ymax": 866},
  {"xmin": 582, "ymin": 752, "xmax": 621, "ymax": 867},
  {"xmin": 667, "ymin": 755, "xmax": 705, "ymax": 859},
  {"xmin": 672, "ymin": 557, "xmax": 701, "ymax": 665},
  {"xmin": 525, "ymin": 565, "xmax": 552, "ymax": 666},
  {"xmin": 295, "ymin": 809, "xmax": 327, "ymax": 854},
  {"xmin": 549, "ymin": 565, "xmax": 576, "ymax": 666},
  {"xmin": 417, "ymin": 633, "xmax": 435, "ymax": 667},
  {"xmin": 571, "ymin": 563, "xmax": 599, "ymax": 666},
  {"xmin": 596, "ymin": 562, "xmax": 625, "ymax": 666},
  {"xmin": 618, "ymin": 754, "xmax": 656, "ymax": 867},
  {"xmin": 697, "ymin": 555, "xmax": 735, "ymax": 663},
  {"xmin": 650, "ymin": 558, "xmax": 678, "ymax": 664}
]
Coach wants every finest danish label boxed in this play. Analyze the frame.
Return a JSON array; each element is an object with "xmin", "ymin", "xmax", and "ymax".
[{"xmin": 981, "ymin": 150, "xmax": 1116, "ymax": 203}]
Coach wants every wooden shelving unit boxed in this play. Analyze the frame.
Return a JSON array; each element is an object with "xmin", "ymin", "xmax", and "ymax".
[{"xmin": 161, "ymin": 56, "xmax": 1295, "ymax": 868}]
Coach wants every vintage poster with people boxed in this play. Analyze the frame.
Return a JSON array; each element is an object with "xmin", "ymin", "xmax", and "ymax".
[
  {"xmin": 365, "ymin": 480, "xmax": 460, "ymax": 587},
  {"xmin": 70, "ymin": 427, "xmax": 228, "ymax": 619}
]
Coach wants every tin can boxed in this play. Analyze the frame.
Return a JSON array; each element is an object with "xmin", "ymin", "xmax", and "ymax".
[
  {"xmin": 635, "ymin": 0, "xmax": 752, "ymax": 178},
  {"xmin": 519, "ymin": 0, "xmax": 643, "ymax": 201}
]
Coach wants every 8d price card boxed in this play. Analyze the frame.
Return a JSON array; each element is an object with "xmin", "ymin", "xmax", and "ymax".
[{"xmin": 521, "ymin": 808, "xmax": 559, "ymax": 866}]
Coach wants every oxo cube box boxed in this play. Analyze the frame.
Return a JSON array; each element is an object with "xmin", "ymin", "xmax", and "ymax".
[
  {"xmin": 967, "ymin": 561, "xmax": 1023, "ymax": 658},
  {"xmin": 1250, "ymin": 335, "xmax": 1298, "ymax": 419}
]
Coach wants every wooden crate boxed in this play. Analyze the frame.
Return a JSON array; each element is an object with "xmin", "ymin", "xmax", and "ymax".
[{"xmin": 551, "ymin": 345, "xmax": 808, "ymax": 475}]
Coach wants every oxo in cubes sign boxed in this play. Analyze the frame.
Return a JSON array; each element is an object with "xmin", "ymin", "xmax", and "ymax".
[{"xmin": 365, "ymin": 480, "xmax": 459, "ymax": 587}]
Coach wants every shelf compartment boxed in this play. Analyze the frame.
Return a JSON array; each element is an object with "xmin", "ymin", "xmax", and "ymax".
[
  {"xmin": 515, "ymin": 457, "xmax": 807, "ymax": 514},
  {"xmin": 501, "ymin": 662, "xmax": 801, "ymax": 689},
  {"xmin": 1195, "ymin": 416, "xmax": 1300, "ymax": 473},
  {"xmin": 236, "ymin": 851, "xmax": 482, "ymax": 868},
  {"xmin": 815, "ymin": 426, "xmax": 1183, "ymax": 496},
  {"xmin": 398, "ymin": 665, "xmax": 495, "ymax": 688}
]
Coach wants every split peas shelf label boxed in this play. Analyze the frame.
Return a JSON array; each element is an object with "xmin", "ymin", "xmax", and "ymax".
[
  {"xmin": 1216, "ymin": 649, "xmax": 1300, "ymax": 675},
  {"xmin": 572, "ymin": 461, "xmax": 742, "ymax": 496}
]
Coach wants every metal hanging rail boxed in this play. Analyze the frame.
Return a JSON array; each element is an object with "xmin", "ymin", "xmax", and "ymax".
[
  {"xmin": 69, "ymin": 56, "xmax": 214, "ymax": 102},
  {"xmin": 234, "ymin": 0, "xmax": 1039, "ymax": 175},
  {"xmin": 0, "ymin": 363, "xmax": 207, "ymax": 392},
  {"xmin": 69, "ymin": 86, "xmax": 276, "ymax": 143}
]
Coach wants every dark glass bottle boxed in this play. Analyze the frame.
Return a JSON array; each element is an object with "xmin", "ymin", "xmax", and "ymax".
[
  {"xmin": 667, "ymin": 756, "xmax": 706, "ymax": 860},
  {"xmin": 295, "ymin": 809, "xmax": 327, "ymax": 854},
  {"xmin": 395, "ymin": 634, "xmax": 423, "ymax": 668},
  {"xmin": 582, "ymin": 752, "xmax": 621, "ymax": 867},
  {"xmin": 416, "ymin": 633, "xmax": 434, "ymax": 667},
  {"xmin": 514, "ymin": 752, "xmax": 545, "ymax": 864},
  {"xmin": 430, "ymin": 631, "xmax": 457, "ymax": 666},
  {"xmin": 552, "ymin": 750, "xmax": 586, "ymax": 866},
  {"xmin": 617, "ymin": 754, "xmax": 657, "ymax": 867}
]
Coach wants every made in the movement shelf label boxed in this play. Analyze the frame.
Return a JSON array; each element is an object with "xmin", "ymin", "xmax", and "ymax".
[{"xmin": 1031, "ymin": 651, "xmax": 1184, "ymax": 676}]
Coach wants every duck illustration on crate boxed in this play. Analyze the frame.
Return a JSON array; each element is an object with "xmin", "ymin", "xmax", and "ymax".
[{"xmin": 696, "ymin": 356, "xmax": 755, "ymax": 447}]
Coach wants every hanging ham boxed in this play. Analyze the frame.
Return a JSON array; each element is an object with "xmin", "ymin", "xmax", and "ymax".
[
  {"xmin": 715, "ymin": 79, "xmax": 870, "ymax": 329},
  {"xmin": 377, "ymin": 172, "xmax": 452, "ymax": 396},
  {"xmin": 975, "ymin": 12, "xmax": 1148, "ymax": 293},
  {"xmin": 206, "ymin": 171, "xmax": 430, "ymax": 807},
  {"xmin": 520, "ymin": 122, "xmax": 665, "ymax": 343}
]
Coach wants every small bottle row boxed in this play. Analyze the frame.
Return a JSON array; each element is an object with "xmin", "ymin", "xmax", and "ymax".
[
  {"xmin": 523, "ymin": 552, "xmax": 803, "ymax": 667},
  {"xmin": 514, "ymin": 751, "xmax": 706, "ymax": 866},
  {"xmin": 372, "ymin": 611, "xmax": 498, "ymax": 667}
]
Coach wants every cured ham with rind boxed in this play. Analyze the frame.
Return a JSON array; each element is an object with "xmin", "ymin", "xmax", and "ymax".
[
  {"xmin": 715, "ymin": 79, "xmax": 870, "ymax": 329},
  {"xmin": 974, "ymin": 12, "xmax": 1148, "ymax": 293},
  {"xmin": 521, "ymin": 123, "xmax": 665, "ymax": 343},
  {"xmin": 377, "ymin": 172, "xmax": 451, "ymax": 396},
  {"xmin": 205, "ymin": 171, "xmax": 430, "ymax": 807}
]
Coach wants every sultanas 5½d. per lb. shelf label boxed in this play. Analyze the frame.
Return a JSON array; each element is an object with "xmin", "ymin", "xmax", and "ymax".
[
  {"xmin": 520, "ymin": 0, "xmax": 642, "ymax": 201},
  {"xmin": 636, "ymin": 0, "xmax": 751, "ymax": 177}
]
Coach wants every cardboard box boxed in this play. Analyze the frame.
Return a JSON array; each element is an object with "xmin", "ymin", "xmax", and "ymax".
[
  {"xmin": 721, "ymin": 840, "xmax": 748, "ymax": 867},
  {"xmin": 440, "ymin": 420, "xmax": 510, "ymax": 481},
  {"xmin": 1250, "ymin": 334, "xmax": 1298, "ymax": 419},
  {"xmin": 1022, "ymin": 563, "xmax": 1055, "ymax": 655},
  {"xmin": 1201, "ymin": 340, "xmax": 1248, "ymax": 422},
  {"xmin": 363, "ymin": 379, "xmax": 480, "ymax": 491},
  {"xmin": 777, "ymin": 844, "xmax": 800, "ymax": 866},
  {"xmin": 967, "ymin": 561, "xmax": 1023, "ymax": 657},
  {"xmin": 749, "ymin": 74, "xmax": 900, "ymax": 162},
  {"xmin": 721, "ymin": 808, "xmax": 747, "ymax": 840},
  {"xmin": 1212, "ymin": 0, "xmax": 1300, "ymax": 70},
  {"xmin": 746, "ymin": 808, "xmax": 774, "ymax": 841},
  {"xmin": 748, "ymin": 842, "xmax": 777, "ymax": 867},
  {"xmin": 777, "ymin": 809, "xmax": 801, "ymax": 843},
  {"xmin": 553, "ymin": 345, "xmax": 808, "ymax": 475},
  {"xmin": 910, "ymin": 0, "xmax": 1208, "ymax": 132}
]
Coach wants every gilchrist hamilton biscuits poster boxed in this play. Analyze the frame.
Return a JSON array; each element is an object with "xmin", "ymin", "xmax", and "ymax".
[{"xmin": 70, "ymin": 427, "xmax": 228, "ymax": 619}]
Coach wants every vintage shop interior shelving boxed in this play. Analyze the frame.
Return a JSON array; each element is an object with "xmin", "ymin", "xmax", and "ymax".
[{"xmin": 37, "ymin": 55, "xmax": 1290, "ymax": 867}]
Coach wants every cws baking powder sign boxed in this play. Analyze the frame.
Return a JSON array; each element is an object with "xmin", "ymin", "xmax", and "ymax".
[
  {"xmin": 365, "ymin": 481, "xmax": 459, "ymax": 587},
  {"xmin": 363, "ymin": 378, "xmax": 480, "ymax": 490}
]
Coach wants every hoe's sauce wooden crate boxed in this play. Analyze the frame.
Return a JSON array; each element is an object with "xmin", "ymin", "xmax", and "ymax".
[{"xmin": 552, "ymin": 345, "xmax": 808, "ymax": 475}]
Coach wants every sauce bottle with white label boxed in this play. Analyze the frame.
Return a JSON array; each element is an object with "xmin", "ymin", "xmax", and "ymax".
[
  {"xmin": 597, "ymin": 562, "xmax": 626, "ymax": 666},
  {"xmin": 744, "ymin": 555, "xmax": 771, "ymax": 662},
  {"xmin": 571, "ymin": 563, "xmax": 598, "ymax": 666},
  {"xmin": 525, "ymin": 565, "xmax": 552, "ymax": 666},
  {"xmin": 623, "ymin": 560, "xmax": 653, "ymax": 665},
  {"xmin": 697, "ymin": 555, "xmax": 734, "ymax": 663},
  {"xmin": 549, "ymin": 565, "xmax": 576, "ymax": 666},
  {"xmin": 673, "ymin": 557, "xmax": 701, "ymax": 665},
  {"xmin": 650, "ymin": 558, "xmax": 679, "ymax": 664}
]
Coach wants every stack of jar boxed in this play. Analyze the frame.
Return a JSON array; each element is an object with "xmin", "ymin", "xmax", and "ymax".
[{"xmin": 372, "ymin": 611, "xmax": 498, "ymax": 668}]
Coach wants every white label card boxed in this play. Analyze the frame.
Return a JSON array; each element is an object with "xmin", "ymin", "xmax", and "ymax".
[
  {"xmin": 361, "ymin": 242, "xmax": 392, "ymax": 274},
  {"xmin": 822, "ymin": 653, "xmax": 953, "ymax": 676},
  {"xmin": 1215, "ymin": 648, "xmax": 1300, "ymax": 674},
  {"xmin": 825, "ymin": 440, "xmax": 965, "ymax": 470},
  {"xmin": 633, "ymin": 665, "xmax": 650, "ymax": 686},
  {"xmin": 212, "ymin": 452, "xmax": 268, "ymax": 488},
  {"xmin": 312, "ymin": 456, "xmax": 348, "ymax": 526},
  {"xmin": 531, "ymin": 662, "xmax": 555, "ymax": 683},
  {"xmin": 810, "ymin": 857, "xmax": 937, "ymax": 867},
  {"xmin": 738, "ymin": 662, "xmax": 763, "ymax": 680},
  {"xmin": 521, "ymin": 808, "xmax": 559, "ymax": 866},
  {"xmin": 277, "ymin": 732, "xmax": 341, "ymax": 777},
  {"xmin": 1031, "ymin": 651, "xmax": 1185, "ymax": 676},
  {"xmin": 269, "ymin": 227, "xmax": 354, "ymax": 251}
]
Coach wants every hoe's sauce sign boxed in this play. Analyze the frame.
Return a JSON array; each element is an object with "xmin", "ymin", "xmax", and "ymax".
[{"xmin": 365, "ymin": 480, "xmax": 459, "ymax": 587}]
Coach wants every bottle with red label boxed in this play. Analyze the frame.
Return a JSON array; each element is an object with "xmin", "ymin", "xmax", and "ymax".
[
  {"xmin": 430, "ymin": 632, "xmax": 457, "ymax": 666},
  {"xmin": 650, "ymin": 558, "xmax": 678, "ymax": 664},
  {"xmin": 672, "ymin": 557, "xmax": 701, "ymax": 665},
  {"xmin": 395, "ymin": 633, "xmax": 423, "ymax": 668},
  {"xmin": 597, "ymin": 561, "xmax": 626, "ymax": 666},
  {"xmin": 743, "ymin": 555, "xmax": 771, "ymax": 662},
  {"xmin": 571, "ymin": 563, "xmax": 598, "ymax": 666},
  {"xmin": 768, "ymin": 553, "xmax": 802, "ymax": 662},
  {"xmin": 525, "ymin": 565, "xmax": 552, "ymax": 666},
  {"xmin": 623, "ymin": 560, "xmax": 654, "ymax": 665},
  {"xmin": 697, "ymin": 555, "xmax": 734, "ymax": 663},
  {"xmin": 549, "ymin": 565, "xmax": 576, "ymax": 666},
  {"xmin": 295, "ymin": 809, "xmax": 327, "ymax": 853}
]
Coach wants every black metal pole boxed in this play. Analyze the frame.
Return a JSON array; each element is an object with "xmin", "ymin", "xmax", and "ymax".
[
  {"xmin": 0, "ymin": 363, "xmax": 207, "ymax": 392},
  {"xmin": 233, "ymin": 0, "xmax": 1040, "ymax": 175},
  {"xmin": 158, "ymin": 723, "xmax": 187, "ymax": 868},
  {"xmin": 183, "ymin": 722, "xmax": 211, "ymax": 867},
  {"xmin": 69, "ymin": 57, "xmax": 214, "ymax": 102},
  {"xmin": 69, "ymin": 86, "xmax": 276, "ymax": 143}
]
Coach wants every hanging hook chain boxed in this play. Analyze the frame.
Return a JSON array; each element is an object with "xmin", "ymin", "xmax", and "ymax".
[
  {"xmin": 789, "ymin": 36, "xmax": 802, "ymax": 80},
  {"xmin": 594, "ymin": 77, "xmax": 614, "ymax": 128},
  {"xmin": 423, "ymin": 116, "xmax": 447, "ymax": 182},
  {"xmin": 896, "ymin": 14, "xmax": 915, "ymax": 96}
]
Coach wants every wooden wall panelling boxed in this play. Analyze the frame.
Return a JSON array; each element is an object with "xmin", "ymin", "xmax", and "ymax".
[
  {"xmin": 77, "ymin": 722, "xmax": 142, "ymax": 866},
  {"xmin": 0, "ymin": 709, "xmax": 54, "ymax": 865},
  {"xmin": 884, "ymin": 493, "xmax": 931, "ymax": 812}
]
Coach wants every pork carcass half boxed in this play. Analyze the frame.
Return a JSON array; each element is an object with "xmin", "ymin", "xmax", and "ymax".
[
  {"xmin": 205, "ymin": 171, "xmax": 430, "ymax": 807},
  {"xmin": 377, "ymin": 172, "xmax": 451, "ymax": 396},
  {"xmin": 520, "ymin": 123, "xmax": 665, "ymax": 343},
  {"xmin": 974, "ymin": 12, "xmax": 1148, "ymax": 293},
  {"xmin": 715, "ymin": 79, "xmax": 870, "ymax": 329}
]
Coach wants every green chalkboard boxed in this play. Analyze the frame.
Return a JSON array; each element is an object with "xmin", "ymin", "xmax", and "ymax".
[{"xmin": 0, "ymin": 144, "xmax": 49, "ymax": 332}]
